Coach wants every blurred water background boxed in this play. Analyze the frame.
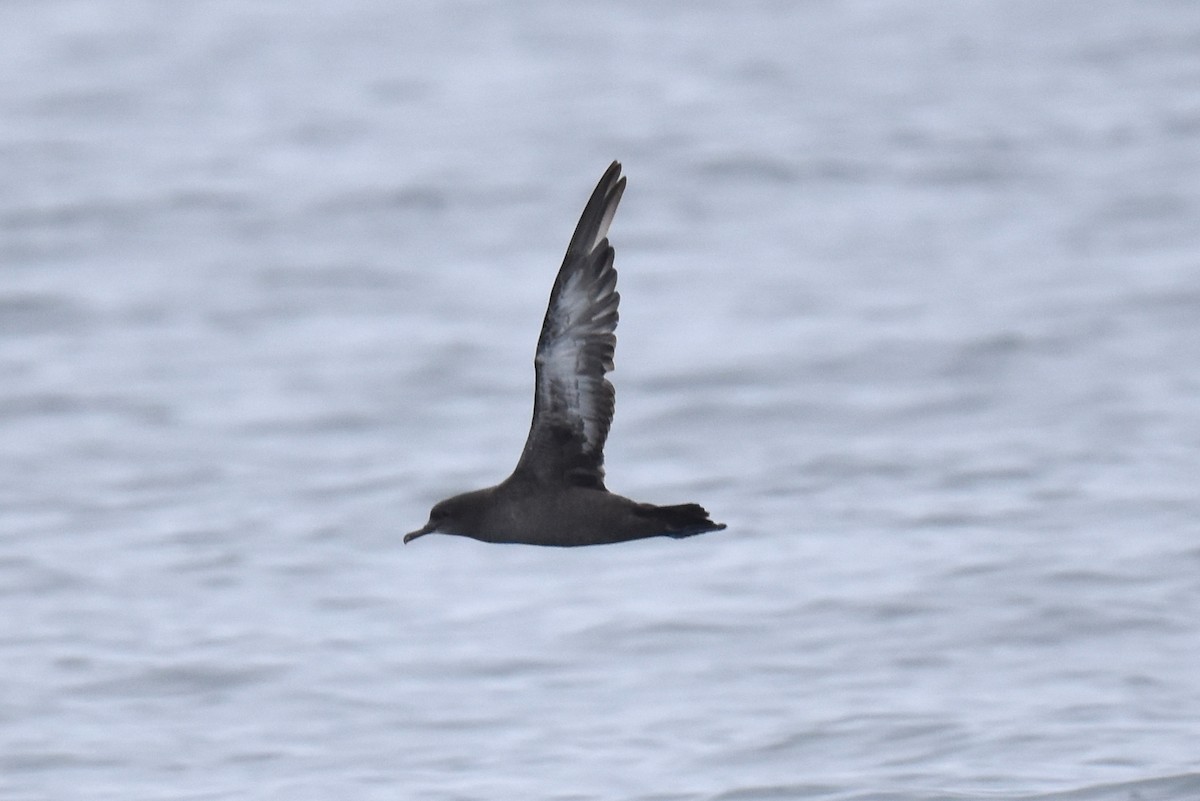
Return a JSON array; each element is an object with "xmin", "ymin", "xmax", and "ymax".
[{"xmin": 2, "ymin": 1, "xmax": 1200, "ymax": 799}]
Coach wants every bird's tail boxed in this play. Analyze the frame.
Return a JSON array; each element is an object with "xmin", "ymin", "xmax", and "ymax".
[{"xmin": 644, "ymin": 503, "xmax": 727, "ymax": 539}]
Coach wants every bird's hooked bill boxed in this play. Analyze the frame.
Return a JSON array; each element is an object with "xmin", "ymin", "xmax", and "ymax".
[{"xmin": 403, "ymin": 522, "xmax": 435, "ymax": 544}]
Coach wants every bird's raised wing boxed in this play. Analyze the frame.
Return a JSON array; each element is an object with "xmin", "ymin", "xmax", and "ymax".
[{"xmin": 510, "ymin": 161, "xmax": 626, "ymax": 489}]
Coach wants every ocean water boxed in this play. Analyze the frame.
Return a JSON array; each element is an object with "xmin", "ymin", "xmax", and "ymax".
[{"xmin": 2, "ymin": 1, "xmax": 1199, "ymax": 799}]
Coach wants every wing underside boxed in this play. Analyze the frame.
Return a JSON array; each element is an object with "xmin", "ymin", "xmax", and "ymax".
[{"xmin": 512, "ymin": 161, "xmax": 626, "ymax": 489}]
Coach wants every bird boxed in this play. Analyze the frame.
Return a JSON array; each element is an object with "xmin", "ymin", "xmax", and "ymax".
[{"xmin": 404, "ymin": 162, "xmax": 725, "ymax": 546}]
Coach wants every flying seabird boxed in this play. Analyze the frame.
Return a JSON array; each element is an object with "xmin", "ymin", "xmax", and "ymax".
[{"xmin": 405, "ymin": 162, "xmax": 726, "ymax": 546}]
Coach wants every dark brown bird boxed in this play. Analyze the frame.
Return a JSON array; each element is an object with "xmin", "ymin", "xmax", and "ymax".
[{"xmin": 405, "ymin": 162, "xmax": 725, "ymax": 547}]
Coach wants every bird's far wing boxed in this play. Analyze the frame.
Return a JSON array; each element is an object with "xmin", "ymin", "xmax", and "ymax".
[{"xmin": 511, "ymin": 161, "xmax": 626, "ymax": 489}]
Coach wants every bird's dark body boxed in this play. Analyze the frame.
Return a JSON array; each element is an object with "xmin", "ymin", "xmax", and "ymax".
[
  {"xmin": 405, "ymin": 162, "xmax": 725, "ymax": 547},
  {"xmin": 425, "ymin": 482, "xmax": 721, "ymax": 547}
]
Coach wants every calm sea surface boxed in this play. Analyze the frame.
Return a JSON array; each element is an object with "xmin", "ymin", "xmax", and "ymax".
[{"xmin": 2, "ymin": 2, "xmax": 1199, "ymax": 799}]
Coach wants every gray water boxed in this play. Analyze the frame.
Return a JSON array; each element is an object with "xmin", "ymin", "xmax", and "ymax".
[{"xmin": 3, "ymin": 2, "xmax": 1199, "ymax": 799}]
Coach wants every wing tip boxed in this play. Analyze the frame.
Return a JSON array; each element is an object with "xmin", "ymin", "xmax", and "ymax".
[{"xmin": 568, "ymin": 161, "xmax": 628, "ymax": 256}]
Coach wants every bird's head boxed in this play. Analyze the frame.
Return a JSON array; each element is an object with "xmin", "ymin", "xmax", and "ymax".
[{"xmin": 404, "ymin": 492, "xmax": 480, "ymax": 544}]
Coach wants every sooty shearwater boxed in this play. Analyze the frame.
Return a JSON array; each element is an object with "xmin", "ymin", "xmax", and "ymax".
[{"xmin": 405, "ymin": 162, "xmax": 726, "ymax": 547}]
